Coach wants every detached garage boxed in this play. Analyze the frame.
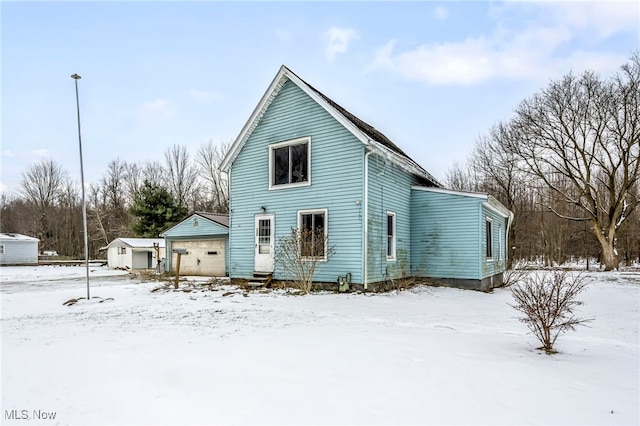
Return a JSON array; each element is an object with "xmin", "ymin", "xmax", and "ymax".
[
  {"xmin": 103, "ymin": 238, "xmax": 165, "ymax": 270},
  {"xmin": 0, "ymin": 233, "xmax": 39, "ymax": 265},
  {"xmin": 160, "ymin": 212, "xmax": 229, "ymax": 277}
]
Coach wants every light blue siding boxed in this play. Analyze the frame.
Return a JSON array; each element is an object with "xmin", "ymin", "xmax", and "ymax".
[
  {"xmin": 162, "ymin": 215, "xmax": 229, "ymax": 274},
  {"xmin": 0, "ymin": 239, "xmax": 39, "ymax": 265},
  {"xmin": 410, "ymin": 189, "xmax": 483, "ymax": 280},
  {"xmin": 367, "ymin": 154, "xmax": 418, "ymax": 283},
  {"xmin": 481, "ymin": 204, "xmax": 508, "ymax": 278},
  {"xmin": 162, "ymin": 215, "xmax": 228, "ymax": 238},
  {"xmin": 229, "ymin": 79, "xmax": 364, "ymax": 283}
]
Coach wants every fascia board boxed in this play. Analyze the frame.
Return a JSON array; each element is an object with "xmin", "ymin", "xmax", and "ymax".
[
  {"xmin": 220, "ymin": 66, "xmax": 289, "ymax": 172},
  {"xmin": 411, "ymin": 185, "xmax": 488, "ymax": 199}
]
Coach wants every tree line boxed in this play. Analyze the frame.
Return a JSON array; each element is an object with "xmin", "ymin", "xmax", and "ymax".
[
  {"xmin": 1, "ymin": 140, "xmax": 230, "ymax": 259},
  {"xmin": 445, "ymin": 54, "xmax": 639, "ymax": 270},
  {"xmin": 2, "ymin": 55, "xmax": 638, "ymax": 269}
]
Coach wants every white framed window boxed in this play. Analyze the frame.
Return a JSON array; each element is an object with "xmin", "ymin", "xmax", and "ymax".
[
  {"xmin": 118, "ymin": 247, "xmax": 126, "ymax": 255},
  {"xmin": 387, "ymin": 211, "xmax": 396, "ymax": 261},
  {"xmin": 0, "ymin": 244, "xmax": 4, "ymax": 254},
  {"xmin": 499, "ymin": 225, "xmax": 504, "ymax": 261},
  {"xmin": 486, "ymin": 217, "xmax": 493, "ymax": 260},
  {"xmin": 297, "ymin": 209, "xmax": 327, "ymax": 260},
  {"xmin": 269, "ymin": 137, "xmax": 311, "ymax": 189}
]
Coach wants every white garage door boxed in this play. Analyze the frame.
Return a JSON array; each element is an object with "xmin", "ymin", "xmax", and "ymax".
[{"xmin": 171, "ymin": 239, "xmax": 225, "ymax": 276}]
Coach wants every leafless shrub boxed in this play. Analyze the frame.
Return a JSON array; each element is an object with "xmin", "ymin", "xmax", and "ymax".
[
  {"xmin": 276, "ymin": 228, "xmax": 335, "ymax": 294},
  {"xmin": 502, "ymin": 260, "xmax": 530, "ymax": 287},
  {"xmin": 510, "ymin": 270, "xmax": 593, "ymax": 354}
]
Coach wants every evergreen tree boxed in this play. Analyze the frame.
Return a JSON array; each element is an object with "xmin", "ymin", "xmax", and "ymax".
[{"xmin": 129, "ymin": 180, "xmax": 187, "ymax": 237}]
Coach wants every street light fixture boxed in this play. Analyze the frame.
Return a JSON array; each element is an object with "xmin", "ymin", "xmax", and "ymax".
[{"xmin": 71, "ymin": 73, "xmax": 90, "ymax": 300}]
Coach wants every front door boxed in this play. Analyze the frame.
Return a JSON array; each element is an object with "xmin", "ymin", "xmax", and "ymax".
[{"xmin": 255, "ymin": 214, "xmax": 274, "ymax": 272}]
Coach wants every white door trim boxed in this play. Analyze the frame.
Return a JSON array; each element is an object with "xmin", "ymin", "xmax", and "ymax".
[{"xmin": 254, "ymin": 214, "xmax": 275, "ymax": 272}]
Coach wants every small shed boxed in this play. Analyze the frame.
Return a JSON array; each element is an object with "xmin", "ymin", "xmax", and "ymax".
[
  {"xmin": 0, "ymin": 233, "xmax": 39, "ymax": 265},
  {"xmin": 160, "ymin": 212, "xmax": 229, "ymax": 277},
  {"xmin": 103, "ymin": 238, "xmax": 165, "ymax": 270}
]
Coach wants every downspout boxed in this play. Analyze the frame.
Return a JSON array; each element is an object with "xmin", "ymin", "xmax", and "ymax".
[
  {"xmin": 227, "ymin": 168, "xmax": 232, "ymax": 279},
  {"xmin": 364, "ymin": 149, "xmax": 373, "ymax": 290},
  {"xmin": 506, "ymin": 210, "xmax": 514, "ymax": 267}
]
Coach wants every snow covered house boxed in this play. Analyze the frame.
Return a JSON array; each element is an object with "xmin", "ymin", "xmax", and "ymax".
[
  {"xmin": 0, "ymin": 233, "xmax": 39, "ymax": 265},
  {"xmin": 103, "ymin": 238, "xmax": 165, "ymax": 270},
  {"xmin": 220, "ymin": 65, "xmax": 513, "ymax": 291},
  {"xmin": 160, "ymin": 212, "xmax": 229, "ymax": 277}
]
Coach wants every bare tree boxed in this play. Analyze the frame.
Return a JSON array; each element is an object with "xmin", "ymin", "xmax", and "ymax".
[
  {"xmin": 510, "ymin": 270, "xmax": 593, "ymax": 354},
  {"xmin": 444, "ymin": 161, "xmax": 476, "ymax": 191},
  {"xmin": 143, "ymin": 160, "xmax": 167, "ymax": 189},
  {"xmin": 101, "ymin": 158, "xmax": 128, "ymax": 213},
  {"xmin": 508, "ymin": 56, "xmax": 640, "ymax": 270},
  {"xmin": 19, "ymin": 160, "xmax": 69, "ymax": 250},
  {"xmin": 196, "ymin": 139, "xmax": 230, "ymax": 213},
  {"xmin": 87, "ymin": 158, "xmax": 134, "ymax": 245},
  {"xmin": 123, "ymin": 162, "xmax": 143, "ymax": 204},
  {"xmin": 164, "ymin": 144, "xmax": 200, "ymax": 209},
  {"xmin": 276, "ymin": 228, "xmax": 335, "ymax": 294},
  {"xmin": 121, "ymin": 160, "xmax": 165, "ymax": 205},
  {"xmin": 0, "ymin": 193, "xmax": 34, "ymax": 236},
  {"xmin": 88, "ymin": 183, "xmax": 110, "ymax": 247}
]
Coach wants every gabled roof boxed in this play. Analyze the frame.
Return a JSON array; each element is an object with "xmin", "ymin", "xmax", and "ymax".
[
  {"xmin": 0, "ymin": 233, "xmax": 39, "ymax": 242},
  {"xmin": 104, "ymin": 238, "xmax": 165, "ymax": 250},
  {"xmin": 159, "ymin": 212, "xmax": 229, "ymax": 237},
  {"xmin": 193, "ymin": 212, "xmax": 229, "ymax": 227},
  {"xmin": 221, "ymin": 65, "xmax": 440, "ymax": 186}
]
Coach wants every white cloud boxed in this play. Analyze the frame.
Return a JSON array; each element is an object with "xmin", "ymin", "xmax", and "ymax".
[
  {"xmin": 188, "ymin": 88, "xmax": 223, "ymax": 104},
  {"xmin": 136, "ymin": 99, "xmax": 175, "ymax": 124},
  {"xmin": 276, "ymin": 28, "xmax": 292, "ymax": 42},
  {"xmin": 1, "ymin": 150, "xmax": 14, "ymax": 158},
  {"xmin": 325, "ymin": 27, "xmax": 358, "ymax": 62},
  {"xmin": 28, "ymin": 149, "xmax": 52, "ymax": 158},
  {"xmin": 369, "ymin": 2, "xmax": 636, "ymax": 86},
  {"xmin": 433, "ymin": 6, "xmax": 448, "ymax": 21},
  {"xmin": 543, "ymin": 2, "xmax": 639, "ymax": 38}
]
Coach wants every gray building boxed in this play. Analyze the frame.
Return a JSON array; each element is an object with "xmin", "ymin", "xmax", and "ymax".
[{"xmin": 0, "ymin": 233, "xmax": 39, "ymax": 265}]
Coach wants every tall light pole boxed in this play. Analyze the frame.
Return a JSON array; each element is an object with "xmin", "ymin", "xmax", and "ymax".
[{"xmin": 71, "ymin": 73, "xmax": 90, "ymax": 300}]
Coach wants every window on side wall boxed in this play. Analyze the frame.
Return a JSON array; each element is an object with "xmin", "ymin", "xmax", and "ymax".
[
  {"xmin": 270, "ymin": 137, "xmax": 310, "ymax": 189},
  {"xmin": 0, "ymin": 244, "xmax": 4, "ymax": 254},
  {"xmin": 486, "ymin": 217, "xmax": 493, "ymax": 260},
  {"xmin": 499, "ymin": 225, "xmax": 504, "ymax": 261},
  {"xmin": 387, "ymin": 212, "xmax": 396, "ymax": 261},
  {"xmin": 118, "ymin": 247, "xmax": 126, "ymax": 255},
  {"xmin": 298, "ymin": 209, "xmax": 327, "ymax": 260}
]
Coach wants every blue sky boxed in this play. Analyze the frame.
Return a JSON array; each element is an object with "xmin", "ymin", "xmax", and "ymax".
[{"xmin": 2, "ymin": 1, "xmax": 638, "ymax": 195}]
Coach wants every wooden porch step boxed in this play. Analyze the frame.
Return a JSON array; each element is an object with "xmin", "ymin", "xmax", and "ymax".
[{"xmin": 247, "ymin": 271, "xmax": 273, "ymax": 288}]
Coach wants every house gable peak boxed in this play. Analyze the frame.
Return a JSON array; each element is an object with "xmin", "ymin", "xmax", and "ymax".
[{"xmin": 221, "ymin": 65, "xmax": 440, "ymax": 186}]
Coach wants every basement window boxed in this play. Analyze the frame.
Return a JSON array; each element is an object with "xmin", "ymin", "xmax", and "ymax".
[{"xmin": 270, "ymin": 137, "xmax": 310, "ymax": 189}]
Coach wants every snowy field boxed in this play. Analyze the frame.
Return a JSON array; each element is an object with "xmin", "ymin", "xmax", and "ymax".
[{"xmin": 1, "ymin": 265, "xmax": 638, "ymax": 425}]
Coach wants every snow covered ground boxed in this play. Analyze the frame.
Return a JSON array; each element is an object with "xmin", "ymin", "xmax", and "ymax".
[{"xmin": 1, "ymin": 265, "xmax": 638, "ymax": 425}]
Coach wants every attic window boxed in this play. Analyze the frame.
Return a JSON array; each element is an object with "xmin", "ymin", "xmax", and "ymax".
[
  {"xmin": 269, "ymin": 137, "xmax": 310, "ymax": 189},
  {"xmin": 194, "ymin": 218, "xmax": 199, "ymax": 227}
]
